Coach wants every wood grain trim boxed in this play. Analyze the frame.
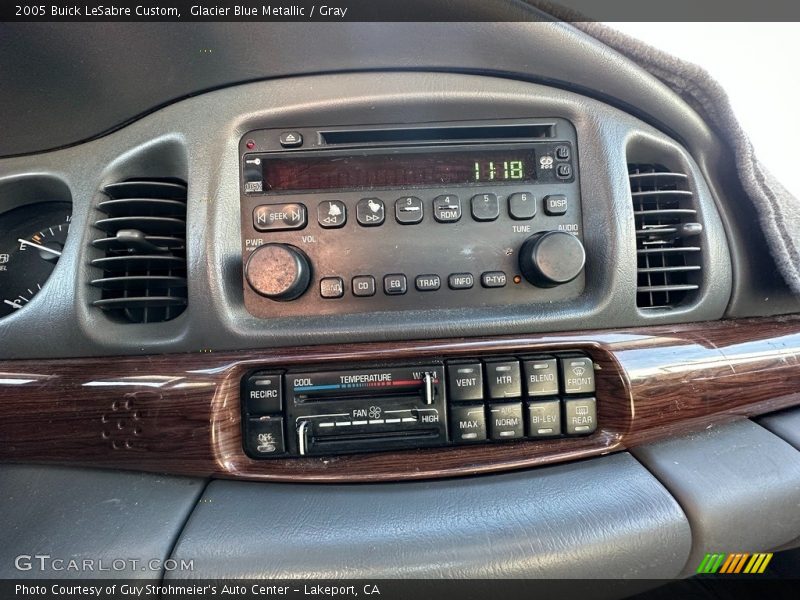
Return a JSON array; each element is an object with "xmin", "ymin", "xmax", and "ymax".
[{"xmin": 1, "ymin": 315, "xmax": 799, "ymax": 482}]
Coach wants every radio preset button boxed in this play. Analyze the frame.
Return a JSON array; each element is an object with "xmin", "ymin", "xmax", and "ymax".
[
  {"xmin": 253, "ymin": 203, "xmax": 307, "ymax": 231},
  {"xmin": 526, "ymin": 399, "xmax": 562, "ymax": 437},
  {"xmin": 488, "ymin": 402, "xmax": 524, "ymax": 440},
  {"xmin": 523, "ymin": 358, "xmax": 559, "ymax": 397},
  {"xmin": 245, "ymin": 416, "xmax": 286, "ymax": 457},
  {"xmin": 471, "ymin": 193, "xmax": 500, "ymax": 221},
  {"xmin": 320, "ymin": 277, "xmax": 344, "ymax": 299},
  {"xmin": 415, "ymin": 274, "xmax": 441, "ymax": 292},
  {"xmin": 278, "ymin": 131, "xmax": 303, "ymax": 148},
  {"xmin": 564, "ymin": 397, "xmax": 597, "ymax": 435},
  {"xmin": 447, "ymin": 362, "xmax": 483, "ymax": 402},
  {"xmin": 560, "ymin": 356, "xmax": 595, "ymax": 394},
  {"xmin": 384, "ymin": 274, "xmax": 408, "ymax": 295},
  {"xmin": 485, "ymin": 360, "xmax": 522, "ymax": 399},
  {"xmin": 449, "ymin": 404, "xmax": 487, "ymax": 443},
  {"xmin": 356, "ymin": 198, "xmax": 385, "ymax": 226},
  {"xmin": 508, "ymin": 192, "xmax": 536, "ymax": 220},
  {"xmin": 481, "ymin": 271, "xmax": 507, "ymax": 288},
  {"xmin": 317, "ymin": 200, "xmax": 346, "ymax": 228},
  {"xmin": 395, "ymin": 196, "xmax": 424, "ymax": 224},
  {"xmin": 447, "ymin": 273, "xmax": 474, "ymax": 290},
  {"xmin": 544, "ymin": 195, "xmax": 568, "ymax": 216},
  {"xmin": 433, "ymin": 195, "xmax": 462, "ymax": 222},
  {"xmin": 352, "ymin": 275, "xmax": 376, "ymax": 297},
  {"xmin": 243, "ymin": 372, "xmax": 282, "ymax": 415}
]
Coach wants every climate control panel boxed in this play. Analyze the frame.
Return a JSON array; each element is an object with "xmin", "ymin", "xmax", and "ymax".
[
  {"xmin": 239, "ymin": 118, "xmax": 585, "ymax": 318},
  {"xmin": 241, "ymin": 352, "xmax": 598, "ymax": 458}
]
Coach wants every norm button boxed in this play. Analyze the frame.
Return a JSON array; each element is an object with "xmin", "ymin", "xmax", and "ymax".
[
  {"xmin": 395, "ymin": 196, "xmax": 424, "ymax": 224},
  {"xmin": 488, "ymin": 402, "xmax": 524, "ymax": 440},
  {"xmin": 471, "ymin": 193, "xmax": 500, "ymax": 221},
  {"xmin": 254, "ymin": 203, "xmax": 307, "ymax": 231},
  {"xmin": 433, "ymin": 195, "xmax": 462, "ymax": 223},
  {"xmin": 317, "ymin": 200, "xmax": 346, "ymax": 228},
  {"xmin": 560, "ymin": 356, "xmax": 595, "ymax": 394},
  {"xmin": 447, "ymin": 362, "xmax": 483, "ymax": 402},
  {"xmin": 356, "ymin": 198, "xmax": 385, "ymax": 226}
]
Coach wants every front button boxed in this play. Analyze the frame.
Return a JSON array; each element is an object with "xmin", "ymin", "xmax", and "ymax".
[
  {"xmin": 471, "ymin": 193, "xmax": 500, "ymax": 221},
  {"xmin": 253, "ymin": 203, "xmax": 307, "ymax": 231},
  {"xmin": 317, "ymin": 200, "xmax": 346, "ymax": 228},
  {"xmin": 243, "ymin": 372, "xmax": 282, "ymax": 415},
  {"xmin": 481, "ymin": 271, "xmax": 507, "ymax": 288},
  {"xmin": 526, "ymin": 399, "xmax": 561, "ymax": 437},
  {"xmin": 415, "ymin": 274, "xmax": 441, "ymax": 291},
  {"xmin": 447, "ymin": 362, "xmax": 483, "ymax": 402},
  {"xmin": 395, "ymin": 196, "xmax": 424, "ymax": 224},
  {"xmin": 449, "ymin": 404, "xmax": 487, "ymax": 443},
  {"xmin": 356, "ymin": 198, "xmax": 385, "ymax": 226},
  {"xmin": 320, "ymin": 277, "xmax": 344, "ymax": 299},
  {"xmin": 560, "ymin": 356, "xmax": 595, "ymax": 394},
  {"xmin": 488, "ymin": 402, "xmax": 524, "ymax": 440},
  {"xmin": 352, "ymin": 275, "xmax": 376, "ymax": 297},
  {"xmin": 245, "ymin": 416, "xmax": 286, "ymax": 457},
  {"xmin": 544, "ymin": 194, "xmax": 568, "ymax": 216},
  {"xmin": 485, "ymin": 360, "xmax": 522, "ymax": 399},
  {"xmin": 383, "ymin": 273, "xmax": 407, "ymax": 295},
  {"xmin": 433, "ymin": 195, "xmax": 461, "ymax": 222},
  {"xmin": 448, "ymin": 273, "xmax": 475, "ymax": 290},
  {"xmin": 564, "ymin": 397, "xmax": 597, "ymax": 435},
  {"xmin": 523, "ymin": 358, "xmax": 559, "ymax": 397},
  {"xmin": 508, "ymin": 192, "xmax": 536, "ymax": 220}
]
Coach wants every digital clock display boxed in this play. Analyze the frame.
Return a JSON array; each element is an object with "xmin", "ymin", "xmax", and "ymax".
[{"xmin": 260, "ymin": 149, "xmax": 536, "ymax": 192}]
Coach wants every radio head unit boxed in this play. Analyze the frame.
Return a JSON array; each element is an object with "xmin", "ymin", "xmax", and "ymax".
[{"xmin": 239, "ymin": 118, "xmax": 585, "ymax": 319}]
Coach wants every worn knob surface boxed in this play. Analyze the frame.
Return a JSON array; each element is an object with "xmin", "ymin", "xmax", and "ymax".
[
  {"xmin": 519, "ymin": 231, "xmax": 586, "ymax": 288},
  {"xmin": 245, "ymin": 243, "xmax": 311, "ymax": 301}
]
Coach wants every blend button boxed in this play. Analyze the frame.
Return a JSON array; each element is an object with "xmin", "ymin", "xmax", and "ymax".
[
  {"xmin": 523, "ymin": 358, "xmax": 559, "ymax": 397},
  {"xmin": 254, "ymin": 203, "xmax": 307, "ymax": 231}
]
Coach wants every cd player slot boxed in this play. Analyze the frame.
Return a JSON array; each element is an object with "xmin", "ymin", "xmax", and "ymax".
[{"xmin": 319, "ymin": 123, "xmax": 556, "ymax": 146}]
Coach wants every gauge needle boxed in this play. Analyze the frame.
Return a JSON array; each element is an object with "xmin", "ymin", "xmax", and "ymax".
[{"xmin": 18, "ymin": 238, "xmax": 62, "ymax": 257}]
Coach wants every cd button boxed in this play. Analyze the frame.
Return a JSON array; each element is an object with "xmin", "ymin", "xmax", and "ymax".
[
  {"xmin": 356, "ymin": 198, "xmax": 385, "ymax": 226},
  {"xmin": 383, "ymin": 273, "xmax": 407, "ymax": 295},
  {"xmin": 448, "ymin": 273, "xmax": 474, "ymax": 290},
  {"xmin": 471, "ymin": 193, "xmax": 500, "ymax": 221},
  {"xmin": 253, "ymin": 203, "xmax": 307, "ymax": 231},
  {"xmin": 415, "ymin": 274, "xmax": 441, "ymax": 291},
  {"xmin": 395, "ymin": 196, "xmax": 424, "ymax": 224},
  {"xmin": 433, "ymin": 195, "xmax": 461, "ymax": 223},
  {"xmin": 352, "ymin": 275, "xmax": 376, "ymax": 297},
  {"xmin": 508, "ymin": 192, "xmax": 536, "ymax": 220},
  {"xmin": 317, "ymin": 200, "xmax": 346, "ymax": 228},
  {"xmin": 544, "ymin": 194, "xmax": 568, "ymax": 216}
]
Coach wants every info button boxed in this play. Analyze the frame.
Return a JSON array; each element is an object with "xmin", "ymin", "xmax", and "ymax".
[{"xmin": 253, "ymin": 203, "xmax": 307, "ymax": 232}]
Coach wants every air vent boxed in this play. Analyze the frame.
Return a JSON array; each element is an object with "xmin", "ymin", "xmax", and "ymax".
[
  {"xmin": 90, "ymin": 180, "xmax": 187, "ymax": 323},
  {"xmin": 628, "ymin": 164, "xmax": 703, "ymax": 309}
]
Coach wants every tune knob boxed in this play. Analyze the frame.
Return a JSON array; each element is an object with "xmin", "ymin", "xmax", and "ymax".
[
  {"xmin": 245, "ymin": 243, "xmax": 311, "ymax": 301},
  {"xmin": 518, "ymin": 231, "xmax": 586, "ymax": 288}
]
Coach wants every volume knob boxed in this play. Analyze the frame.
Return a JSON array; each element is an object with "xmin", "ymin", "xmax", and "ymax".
[
  {"xmin": 519, "ymin": 231, "xmax": 585, "ymax": 288},
  {"xmin": 245, "ymin": 243, "xmax": 311, "ymax": 301}
]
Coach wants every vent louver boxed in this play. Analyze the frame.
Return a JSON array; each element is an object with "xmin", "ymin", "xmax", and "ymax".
[
  {"xmin": 628, "ymin": 164, "xmax": 703, "ymax": 309},
  {"xmin": 90, "ymin": 180, "xmax": 188, "ymax": 323}
]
